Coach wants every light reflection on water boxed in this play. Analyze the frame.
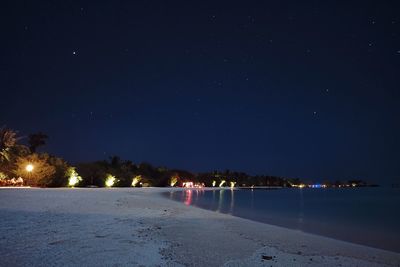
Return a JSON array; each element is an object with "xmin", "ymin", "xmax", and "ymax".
[
  {"xmin": 184, "ymin": 189, "xmax": 192, "ymax": 206},
  {"xmin": 167, "ymin": 188, "xmax": 400, "ymax": 253},
  {"xmin": 218, "ymin": 189, "xmax": 224, "ymax": 213}
]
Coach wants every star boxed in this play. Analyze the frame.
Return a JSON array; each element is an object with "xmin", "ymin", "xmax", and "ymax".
[{"xmin": 72, "ymin": 51, "xmax": 77, "ymax": 55}]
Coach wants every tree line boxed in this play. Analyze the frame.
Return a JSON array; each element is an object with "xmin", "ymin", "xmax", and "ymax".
[{"xmin": 0, "ymin": 126, "xmax": 297, "ymax": 187}]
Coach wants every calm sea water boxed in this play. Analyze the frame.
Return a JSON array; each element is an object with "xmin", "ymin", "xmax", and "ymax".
[{"xmin": 166, "ymin": 188, "xmax": 400, "ymax": 253}]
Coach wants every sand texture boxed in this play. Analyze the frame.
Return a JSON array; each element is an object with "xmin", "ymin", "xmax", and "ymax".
[{"xmin": 0, "ymin": 188, "xmax": 399, "ymax": 267}]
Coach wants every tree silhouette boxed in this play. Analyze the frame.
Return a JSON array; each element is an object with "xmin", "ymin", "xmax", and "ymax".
[
  {"xmin": 0, "ymin": 126, "xmax": 18, "ymax": 162},
  {"xmin": 28, "ymin": 132, "xmax": 48, "ymax": 153}
]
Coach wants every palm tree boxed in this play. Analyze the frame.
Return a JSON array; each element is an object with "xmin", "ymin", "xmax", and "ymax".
[
  {"xmin": 0, "ymin": 126, "xmax": 18, "ymax": 162},
  {"xmin": 28, "ymin": 132, "xmax": 48, "ymax": 153}
]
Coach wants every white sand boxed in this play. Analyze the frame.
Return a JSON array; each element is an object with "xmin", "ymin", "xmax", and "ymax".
[{"xmin": 0, "ymin": 188, "xmax": 399, "ymax": 267}]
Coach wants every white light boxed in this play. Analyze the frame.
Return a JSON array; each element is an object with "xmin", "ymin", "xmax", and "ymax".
[
  {"xmin": 26, "ymin": 164, "xmax": 34, "ymax": 172},
  {"xmin": 105, "ymin": 175, "xmax": 116, "ymax": 187},
  {"xmin": 68, "ymin": 175, "xmax": 79, "ymax": 186}
]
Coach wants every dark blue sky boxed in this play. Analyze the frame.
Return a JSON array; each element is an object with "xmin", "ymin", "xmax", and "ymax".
[{"xmin": 1, "ymin": 1, "xmax": 400, "ymax": 183}]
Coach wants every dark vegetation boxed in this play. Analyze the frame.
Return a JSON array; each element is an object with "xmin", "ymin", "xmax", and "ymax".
[{"xmin": 1, "ymin": 126, "xmax": 368, "ymax": 188}]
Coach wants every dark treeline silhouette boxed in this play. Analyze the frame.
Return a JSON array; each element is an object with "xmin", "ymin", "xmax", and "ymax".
[
  {"xmin": 1, "ymin": 126, "xmax": 371, "ymax": 188},
  {"xmin": 28, "ymin": 132, "xmax": 48, "ymax": 153},
  {"xmin": 0, "ymin": 126, "xmax": 295, "ymax": 187},
  {"xmin": 76, "ymin": 156, "xmax": 293, "ymax": 187},
  {"xmin": 77, "ymin": 156, "xmax": 193, "ymax": 187}
]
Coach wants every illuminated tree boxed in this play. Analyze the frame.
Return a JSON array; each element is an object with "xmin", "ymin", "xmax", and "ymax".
[
  {"xmin": 14, "ymin": 154, "xmax": 56, "ymax": 186},
  {"xmin": 66, "ymin": 167, "xmax": 82, "ymax": 187},
  {"xmin": 0, "ymin": 172, "xmax": 7, "ymax": 180},
  {"xmin": 170, "ymin": 176, "xmax": 178, "ymax": 187},
  {"xmin": 131, "ymin": 175, "xmax": 142, "ymax": 187},
  {"xmin": 105, "ymin": 174, "xmax": 117, "ymax": 187}
]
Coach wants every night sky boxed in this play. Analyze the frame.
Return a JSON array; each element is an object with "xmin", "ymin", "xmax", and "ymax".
[{"xmin": 2, "ymin": 1, "xmax": 400, "ymax": 184}]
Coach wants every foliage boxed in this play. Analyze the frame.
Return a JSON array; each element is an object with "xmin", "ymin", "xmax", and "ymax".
[
  {"xmin": 170, "ymin": 175, "xmax": 178, "ymax": 187},
  {"xmin": 76, "ymin": 161, "xmax": 109, "ymax": 187},
  {"xmin": 1, "ymin": 126, "xmax": 299, "ymax": 188},
  {"xmin": 28, "ymin": 132, "xmax": 48, "ymax": 153},
  {"xmin": 0, "ymin": 127, "xmax": 18, "ymax": 162},
  {"xmin": 66, "ymin": 167, "xmax": 82, "ymax": 187},
  {"xmin": 46, "ymin": 155, "xmax": 70, "ymax": 187},
  {"xmin": 105, "ymin": 174, "xmax": 117, "ymax": 187},
  {"xmin": 195, "ymin": 170, "xmax": 291, "ymax": 187},
  {"xmin": 0, "ymin": 147, "xmax": 30, "ymax": 179},
  {"xmin": 131, "ymin": 175, "xmax": 141, "ymax": 187},
  {"xmin": 14, "ymin": 153, "xmax": 56, "ymax": 186},
  {"xmin": 0, "ymin": 171, "xmax": 7, "ymax": 180}
]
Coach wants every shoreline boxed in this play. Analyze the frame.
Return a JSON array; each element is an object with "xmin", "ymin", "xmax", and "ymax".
[
  {"xmin": 165, "ymin": 187, "xmax": 400, "ymax": 254},
  {"xmin": 0, "ymin": 187, "xmax": 399, "ymax": 266}
]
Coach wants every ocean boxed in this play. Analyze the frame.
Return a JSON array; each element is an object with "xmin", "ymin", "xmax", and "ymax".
[{"xmin": 166, "ymin": 187, "xmax": 400, "ymax": 252}]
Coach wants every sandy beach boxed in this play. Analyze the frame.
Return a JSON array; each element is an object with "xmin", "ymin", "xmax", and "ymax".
[{"xmin": 0, "ymin": 188, "xmax": 399, "ymax": 267}]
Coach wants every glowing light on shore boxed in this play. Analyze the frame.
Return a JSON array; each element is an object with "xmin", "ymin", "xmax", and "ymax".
[
  {"xmin": 105, "ymin": 175, "xmax": 116, "ymax": 187},
  {"xmin": 230, "ymin": 181, "xmax": 236, "ymax": 188},
  {"xmin": 182, "ymin": 181, "xmax": 204, "ymax": 188},
  {"xmin": 69, "ymin": 175, "xmax": 79, "ymax": 187},
  {"xmin": 131, "ymin": 175, "xmax": 141, "ymax": 187},
  {"xmin": 183, "ymin": 182, "xmax": 193, "ymax": 188},
  {"xmin": 67, "ymin": 167, "xmax": 82, "ymax": 187},
  {"xmin": 170, "ymin": 176, "xmax": 178, "ymax": 187},
  {"xmin": 212, "ymin": 180, "xmax": 216, "ymax": 187},
  {"xmin": 292, "ymin": 183, "xmax": 306, "ymax": 188},
  {"xmin": 309, "ymin": 184, "xmax": 325, "ymax": 188},
  {"xmin": 26, "ymin": 164, "xmax": 34, "ymax": 172},
  {"xmin": 219, "ymin": 180, "xmax": 226, "ymax": 187}
]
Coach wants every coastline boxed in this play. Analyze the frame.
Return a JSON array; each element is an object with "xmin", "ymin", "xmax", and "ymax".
[
  {"xmin": 0, "ymin": 188, "xmax": 399, "ymax": 266},
  {"xmin": 166, "ymin": 187, "xmax": 400, "ymax": 253}
]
